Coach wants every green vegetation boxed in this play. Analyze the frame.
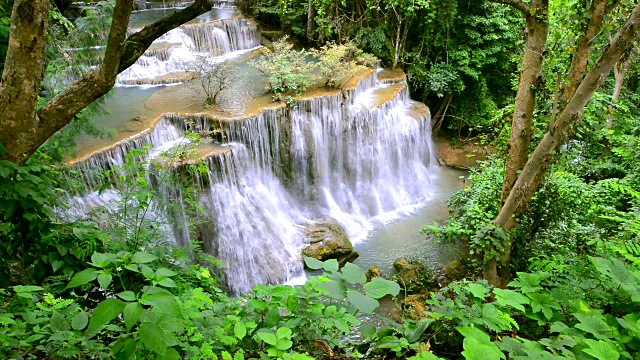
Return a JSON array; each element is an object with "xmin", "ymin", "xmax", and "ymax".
[
  {"xmin": 1, "ymin": 0, "xmax": 640, "ymax": 359},
  {"xmin": 249, "ymin": 37, "xmax": 376, "ymax": 100},
  {"xmin": 249, "ymin": 37, "xmax": 317, "ymax": 100}
]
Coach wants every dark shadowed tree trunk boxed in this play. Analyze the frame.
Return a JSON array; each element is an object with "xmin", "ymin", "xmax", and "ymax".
[{"xmin": 0, "ymin": 0, "xmax": 212, "ymax": 163}]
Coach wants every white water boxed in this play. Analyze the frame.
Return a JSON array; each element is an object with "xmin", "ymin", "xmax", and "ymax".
[
  {"xmin": 67, "ymin": 8, "xmax": 438, "ymax": 294},
  {"xmin": 118, "ymin": 17, "xmax": 259, "ymax": 85}
]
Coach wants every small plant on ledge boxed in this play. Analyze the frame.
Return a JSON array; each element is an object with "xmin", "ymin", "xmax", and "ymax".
[
  {"xmin": 312, "ymin": 42, "xmax": 377, "ymax": 88},
  {"xmin": 249, "ymin": 36, "xmax": 315, "ymax": 101}
]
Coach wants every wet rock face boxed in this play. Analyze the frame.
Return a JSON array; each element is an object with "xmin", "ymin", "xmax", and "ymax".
[
  {"xmin": 302, "ymin": 219, "xmax": 359, "ymax": 266},
  {"xmin": 392, "ymin": 257, "xmax": 440, "ymax": 293}
]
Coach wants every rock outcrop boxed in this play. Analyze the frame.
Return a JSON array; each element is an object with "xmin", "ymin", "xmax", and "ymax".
[{"xmin": 302, "ymin": 219, "xmax": 358, "ymax": 266}]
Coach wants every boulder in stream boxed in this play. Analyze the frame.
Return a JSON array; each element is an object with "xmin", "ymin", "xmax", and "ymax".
[
  {"xmin": 392, "ymin": 257, "xmax": 438, "ymax": 293},
  {"xmin": 302, "ymin": 219, "xmax": 359, "ymax": 266}
]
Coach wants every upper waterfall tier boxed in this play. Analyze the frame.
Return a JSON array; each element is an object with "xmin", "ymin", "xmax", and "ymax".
[{"xmin": 118, "ymin": 12, "xmax": 259, "ymax": 85}]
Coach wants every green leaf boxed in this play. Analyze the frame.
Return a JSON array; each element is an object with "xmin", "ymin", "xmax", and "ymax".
[
  {"xmin": 457, "ymin": 326, "xmax": 505, "ymax": 360},
  {"xmin": 347, "ymin": 290, "xmax": 379, "ymax": 314},
  {"xmin": 155, "ymin": 268, "xmax": 177, "ymax": 277},
  {"xmin": 509, "ymin": 272, "xmax": 550, "ymax": 293},
  {"xmin": 323, "ymin": 259, "xmax": 339, "ymax": 273},
  {"xmin": 360, "ymin": 324, "xmax": 377, "ymax": 339},
  {"xmin": 71, "ymin": 312, "xmax": 89, "ymax": 331},
  {"xmin": 527, "ymin": 292, "xmax": 559, "ymax": 320},
  {"xmin": 157, "ymin": 277, "xmax": 177, "ymax": 288},
  {"xmin": 132, "ymin": 252, "xmax": 158, "ymax": 264},
  {"xmin": 140, "ymin": 264, "xmax": 155, "ymax": 279},
  {"xmin": 86, "ymin": 299, "xmax": 125, "ymax": 335},
  {"xmin": 467, "ymin": 283, "xmax": 489, "ymax": 299},
  {"xmin": 140, "ymin": 322, "xmax": 168, "ymax": 355},
  {"xmin": 264, "ymin": 307, "xmax": 280, "ymax": 327},
  {"xmin": 91, "ymin": 252, "xmax": 113, "ymax": 268},
  {"xmin": 575, "ymin": 313, "xmax": 613, "ymax": 340},
  {"xmin": 12, "ymin": 285, "xmax": 44, "ymax": 293},
  {"xmin": 582, "ymin": 339, "xmax": 619, "ymax": 360},
  {"xmin": 157, "ymin": 347, "xmax": 180, "ymax": 360},
  {"xmin": 276, "ymin": 327, "xmax": 292, "ymax": 339},
  {"xmin": 364, "ymin": 278, "xmax": 401, "ymax": 299},
  {"xmin": 123, "ymin": 302, "xmax": 143, "ymax": 331},
  {"xmin": 319, "ymin": 278, "xmax": 347, "ymax": 299},
  {"xmin": 304, "ymin": 257, "xmax": 323, "ymax": 270},
  {"xmin": 66, "ymin": 269, "xmax": 99, "ymax": 289},
  {"xmin": 141, "ymin": 288, "xmax": 182, "ymax": 319},
  {"xmin": 98, "ymin": 273, "xmax": 113, "ymax": 290},
  {"xmin": 257, "ymin": 331, "xmax": 277, "ymax": 346},
  {"xmin": 234, "ymin": 321, "xmax": 246, "ymax": 339},
  {"xmin": 340, "ymin": 262, "xmax": 367, "ymax": 284},
  {"xmin": 493, "ymin": 288, "xmax": 530, "ymax": 312},
  {"xmin": 50, "ymin": 310, "xmax": 70, "ymax": 332},
  {"xmin": 116, "ymin": 291, "xmax": 136, "ymax": 302}
]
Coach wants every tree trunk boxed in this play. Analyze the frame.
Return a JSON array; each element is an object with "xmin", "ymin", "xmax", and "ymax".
[
  {"xmin": 499, "ymin": 0, "xmax": 549, "ymax": 206},
  {"xmin": 607, "ymin": 58, "xmax": 630, "ymax": 128},
  {"xmin": 489, "ymin": 2, "xmax": 640, "ymax": 287},
  {"xmin": 0, "ymin": 0, "xmax": 50, "ymax": 162},
  {"xmin": 431, "ymin": 95, "xmax": 453, "ymax": 134},
  {"xmin": 558, "ymin": 0, "xmax": 608, "ymax": 113},
  {"xmin": 0, "ymin": 0, "xmax": 212, "ymax": 164},
  {"xmin": 307, "ymin": 0, "xmax": 315, "ymax": 42},
  {"xmin": 393, "ymin": 18, "xmax": 402, "ymax": 68}
]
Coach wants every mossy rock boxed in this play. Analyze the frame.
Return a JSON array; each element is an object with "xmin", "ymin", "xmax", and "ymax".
[
  {"xmin": 443, "ymin": 259, "xmax": 468, "ymax": 282},
  {"xmin": 392, "ymin": 258, "xmax": 437, "ymax": 294},
  {"xmin": 366, "ymin": 266, "xmax": 382, "ymax": 281},
  {"xmin": 302, "ymin": 219, "xmax": 358, "ymax": 266}
]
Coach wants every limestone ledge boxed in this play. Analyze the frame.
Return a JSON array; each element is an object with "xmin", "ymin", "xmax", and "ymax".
[
  {"xmin": 378, "ymin": 68, "xmax": 406, "ymax": 84},
  {"xmin": 71, "ymin": 68, "xmax": 426, "ymax": 167}
]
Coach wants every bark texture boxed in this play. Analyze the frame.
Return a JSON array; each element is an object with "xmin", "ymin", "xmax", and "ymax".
[
  {"xmin": 0, "ymin": 0, "xmax": 50, "ymax": 161},
  {"xmin": 559, "ymin": 0, "xmax": 608, "ymax": 113},
  {"xmin": 0, "ymin": 0, "xmax": 212, "ymax": 163},
  {"xmin": 489, "ymin": 2, "xmax": 640, "ymax": 287},
  {"xmin": 493, "ymin": 0, "xmax": 549, "ymax": 206}
]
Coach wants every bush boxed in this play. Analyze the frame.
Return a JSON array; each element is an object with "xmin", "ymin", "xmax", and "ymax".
[
  {"xmin": 311, "ymin": 42, "xmax": 376, "ymax": 88},
  {"xmin": 249, "ymin": 36, "xmax": 315, "ymax": 101}
]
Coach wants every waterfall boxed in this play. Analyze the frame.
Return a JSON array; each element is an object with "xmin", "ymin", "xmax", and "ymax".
[
  {"xmin": 118, "ymin": 18, "xmax": 259, "ymax": 85},
  {"xmin": 66, "ymin": 7, "xmax": 438, "ymax": 293},
  {"xmin": 289, "ymin": 81, "xmax": 436, "ymax": 242},
  {"xmin": 193, "ymin": 145, "xmax": 305, "ymax": 294}
]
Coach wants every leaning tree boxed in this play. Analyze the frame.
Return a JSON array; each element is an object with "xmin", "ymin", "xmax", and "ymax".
[
  {"xmin": 485, "ymin": 0, "xmax": 640, "ymax": 287},
  {"xmin": 0, "ymin": 0, "xmax": 212, "ymax": 164}
]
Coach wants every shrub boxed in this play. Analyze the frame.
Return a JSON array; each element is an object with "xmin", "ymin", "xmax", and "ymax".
[
  {"xmin": 191, "ymin": 54, "xmax": 238, "ymax": 107},
  {"xmin": 312, "ymin": 42, "xmax": 376, "ymax": 88},
  {"xmin": 249, "ymin": 36, "xmax": 315, "ymax": 100}
]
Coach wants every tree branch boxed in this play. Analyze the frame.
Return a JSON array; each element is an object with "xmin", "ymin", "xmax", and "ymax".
[
  {"xmin": 29, "ymin": 0, "xmax": 211, "ymax": 162},
  {"xmin": 118, "ymin": 0, "xmax": 211, "ymax": 72},
  {"xmin": 496, "ymin": 2, "xmax": 640, "ymax": 228},
  {"xmin": 488, "ymin": 0, "xmax": 529, "ymax": 14},
  {"xmin": 559, "ymin": 0, "xmax": 608, "ymax": 108},
  {"xmin": 36, "ymin": 0, "xmax": 135, "ymax": 153}
]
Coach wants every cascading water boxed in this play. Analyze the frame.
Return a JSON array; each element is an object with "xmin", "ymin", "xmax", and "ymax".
[
  {"xmin": 289, "ymin": 77, "xmax": 437, "ymax": 242},
  {"xmin": 194, "ymin": 144, "xmax": 306, "ymax": 292},
  {"xmin": 118, "ymin": 15, "xmax": 259, "ymax": 85},
  {"xmin": 66, "ymin": 5, "xmax": 438, "ymax": 294}
]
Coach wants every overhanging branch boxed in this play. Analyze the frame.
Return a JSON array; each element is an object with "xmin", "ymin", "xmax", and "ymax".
[{"xmin": 119, "ymin": 0, "xmax": 211, "ymax": 72}]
